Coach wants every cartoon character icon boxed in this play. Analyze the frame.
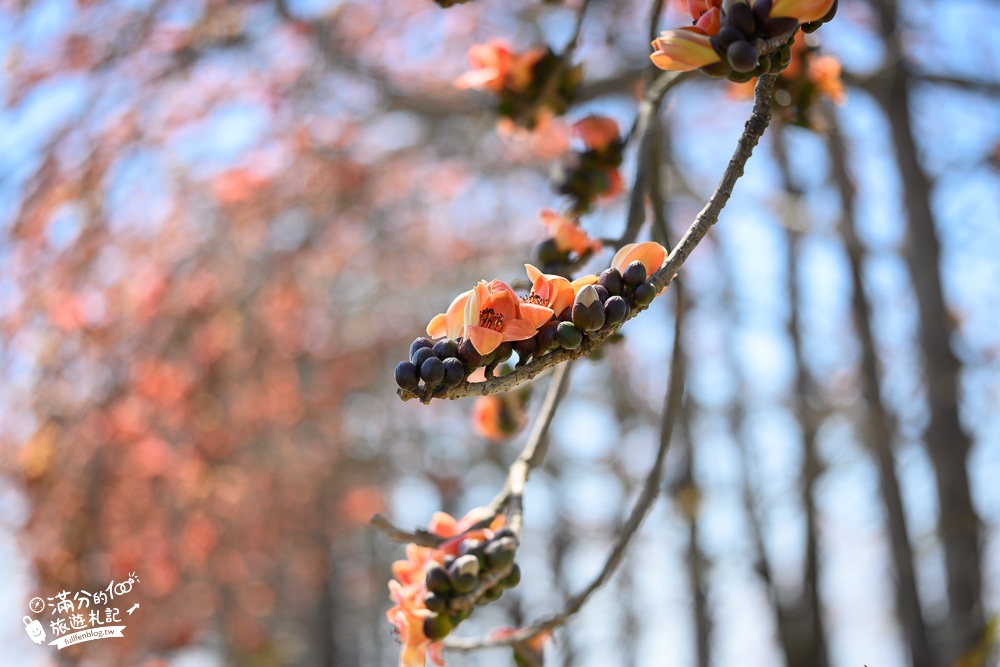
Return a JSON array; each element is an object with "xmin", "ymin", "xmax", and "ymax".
[
  {"xmin": 23, "ymin": 616, "xmax": 46, "ymax": 644},
  {"xmin": 28, "ymin": 597, "xmax": 45, "ymax": 614}
]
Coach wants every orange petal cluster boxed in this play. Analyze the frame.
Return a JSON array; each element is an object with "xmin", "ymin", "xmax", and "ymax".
[
  {"xmin": 611, "ymin": 242, "xmax": 668, "ymax": 276},
  {"xmin": 769, "ymin": 0, "xmax": 836, "ymax": 23},
  {"xmin": 427, "ymin": 279, "xmax": 552, "ymax": 356},
  {"xmin": 455, "ymin": 41, "xmax": 546, "ymax": 95},
  {"xmin": 650, "ymin": 27, "xmax": 722, "ymax": 71},
  {"xmin": 386, "ymin": 509, "xmax": 507, "ymax": 667},
  {"xmin": 540, "ymin": 210, "xmax": 602, "ymax": 257}
]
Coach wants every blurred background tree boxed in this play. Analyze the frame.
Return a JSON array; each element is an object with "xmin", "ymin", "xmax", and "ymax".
[{"xmin": 0, "ymin": 0, "xmax": 998, "ymax": 666}]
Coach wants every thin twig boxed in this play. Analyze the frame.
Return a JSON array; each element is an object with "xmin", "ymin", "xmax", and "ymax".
[
  {"xmin": 649, "ymin": 72, "xmax": 777, "ymax": 292},
  {"xmin": 446, "ymin": 291, "xmax": 686, "ymax": 652},
  {"xmin": 398, "ymin": 73, "xmax": 776, "ymax": 404},
  {"xmin": 369, "ymin": 514, "xmax": 446, "ymax": 548},
  {"xmin": 488, "ymin": 361, "xmax": 574, "ymax": 533}
]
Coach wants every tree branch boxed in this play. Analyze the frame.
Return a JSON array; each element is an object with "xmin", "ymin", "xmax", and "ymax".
[
  {"xmin": 445, "ymin": 290, "xmax": 686, "ymax": 652},
  {"xmin": 398, "ymin": 72, "xmax": 776, "ymax": 404}
]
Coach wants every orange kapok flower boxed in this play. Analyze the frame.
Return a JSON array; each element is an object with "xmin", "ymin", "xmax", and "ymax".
[
  {"xmin": 524, "ymin": 264, "xmax": 598, "ymax": 317},
  {"xmin": 808, "ymin": 54, "xmax": 845, "ymax": 104},
  {"xmin": 769, "ymin": 0, "xmax": 836, "ymax": 23},
  {"xmin": 472, "ymin": 394, "xmax": 526, "ymax": 442},
  {"xmin": 428, "ymin": 280, "xmax": 552, "ymax": 355},
  {"xmin": 611, "ymin": 241, "xmax": 668, "ymax": 276},
  {"xmin": 650, "ymin": 27, "xmax": 722, "ymax": 71},
  {"xmin": 540, "ymin": 210, "xmax": 602, "ymax": 257},
  {"xmin": 455, "ymin": 41, "xmax": 546, "ymax": 95},
  {"xmin": 572, "ymin": 116, "xmax": 620, "ymax": 153}
]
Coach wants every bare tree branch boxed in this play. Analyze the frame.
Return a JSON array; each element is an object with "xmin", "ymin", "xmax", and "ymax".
[{"xmin": 445, "ymin": 290, "xmax": 685, "ymax": 652}]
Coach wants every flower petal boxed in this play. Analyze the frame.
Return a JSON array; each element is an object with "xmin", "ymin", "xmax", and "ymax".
[
  {"xmin": 518, "ymin": 301, "xmax": 554, "ymax": 328},
  {"xmin": 525, "ymin": 263, "xmax": 544, "ymax": 285},
  {"xmin": 501, "ymin": 318, "xmax": 541, "ymax": 343},
  {"xmin": 650, "ymin": 27, "xmax": 722, "ymax": 71},
  {"xmin": 426, "ymin": 313, "xmax": 447, "ymax": 339},
  {"xmin": 445, "ymin": 290, "xmax": 471, "ymax": 340},
  {"xmin": 769, "ymin": 0, "xmax": 835, "ymax": 23},
  {"xmin": 612, "ymin": 241, "xmax": 667, "ymax": 275},
  {"xmin": 467, "ymin": 325, "xmax": 504, "ymax": 355}
]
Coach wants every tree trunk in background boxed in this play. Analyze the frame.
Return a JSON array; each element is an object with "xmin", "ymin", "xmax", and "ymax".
[
  {"xmin": 868, "ymin": 0, "xmax": 984, "ymax": 657},
  {"xmin": 773, "ymin": 126, "xmax": 830, "ymax": 667},
  {"xmin": 828, "ymin": 115, "xmax": 935, "ymax": 667}
]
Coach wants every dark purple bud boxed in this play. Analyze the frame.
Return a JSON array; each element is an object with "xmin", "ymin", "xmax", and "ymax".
[
  {"xmin": 394, "ymin": 361, "xmax": 420, "ymax": 391},
  {"xmin": 536, "ymin": 322, "xmax": 560, "ymax": 351},
  {"xmin": 622, "ymin": 260, "xmax": 647, "ymax": 288},
  {"xmin": 441, "ymin": 357, "xmax": 465, "ymax": 387},
  {"xmin": 458, "ymin": 339, "xmax": 483, "ymax": 371},
  {"xmin": 725, "ymin": 1, "xmax": 756, "ymax": 36},
  {"xmin": 409, "ymin": 337, "xmax": 433, "ymax": 359},
  {"xmin": 762, "ymin": 16, "xmax": 799, "ymax": 40},
  {"xmin": 420, "ymin": 357, "xmax": 445, "ymax": 386},
  {"xmin": 432, "ymin": 339, "xmax": 459, "ymax": 359},
  {"xmin": 727, "ymin": 40, "xmax": 759, "ymax": 73},
  {"xmin": 411, "ymin": 346, "xmax": 436, "ymax": 368},
  {"xmin": 594, "ymin": 284, "xmax": 609, "ymax": 303},
  {"xmin": 599, "ymin": 268, "xmax": 623, "ymax": 296},
  {"xmin": 604, "ymin": 295, "xmax": 630, "ymax": 324}
]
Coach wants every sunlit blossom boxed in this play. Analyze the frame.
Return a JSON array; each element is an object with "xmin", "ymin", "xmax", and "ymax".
[
  {"xmin": 808, "ymin": 54, "xmax": 845, "ymax": 104},
  {"xmin": 540, "ymin": 210, "xmax": 602, "ymax": 257},
  {"xmin": 650, "ymin": 27, "xmax": 722, "ymax": 72},
  {"xmin": 427, "ymin": 280, "xmax": 551, "ymax": 356},
  {"xmin": 571, "ymin": 116, "xmax": 620, "ymax": 153},
  {"xmin": 524, "ymin": 264, "xmax": 598, "ymax": 317},
  {"xmin": 455, "ymin": 41, "xmax": 546, "ymax": 95},
  {"xmin": 472, "ymin": 394, "xmax": 526, "ymax": 442}
]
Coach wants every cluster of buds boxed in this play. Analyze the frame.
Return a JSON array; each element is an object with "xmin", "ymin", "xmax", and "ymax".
[
  {"xmin": 387, "ymin": 510, "xmax": 519, "ymax": 666},
  {"xmin": 651, "ymin": 0, "xmax": 838, "ymax": 82},
  {"xmin": 422, "ymin": 528, "xmax": 521, "ymax": 639},
  {"xmin": 551, "ymin": 116, "xmax": 625, "ymax": 214},
  {"xmin": 457, "ymin": 41, "xmax": 582, "ymax": 130},
  {"xmin": 395, "ymin": 242, "xmax": 668, "ymax": 401}
]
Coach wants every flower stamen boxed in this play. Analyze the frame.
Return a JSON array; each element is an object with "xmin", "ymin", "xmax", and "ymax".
[{"xmin": 479, "ymin": 308, "xmax": 505, "ymax": 331}]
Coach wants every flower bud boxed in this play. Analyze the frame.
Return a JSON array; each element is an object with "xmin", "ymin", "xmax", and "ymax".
[
  {"xmin": 604, "ymin": 295, "xmax": 630, "ymax": 324},
  {"xmin": 423, "ymin": 613, "xmax": 454, "ymax": 641},
  {"xmin": 534, "ymin": 238, "xmax": 563, "ymax": 266},
  {"xmin": 421, "ymin": 357, "xmax": 446, "ymax": 386},
  {"xmin": 556, "ymin": 321, "xmax": 583, "ymax": 349},
  {"xmin": 484, "ymin": 537, "xmax": 518, "ymax": 570},
  {"xmin": 599, "ymin": 267, "xmax": 624, "ymax": 296},
  {"xmin": 727, "ymin": 40, "xmax": 759, "ymax": 73},
  {"xmin": 536, "ymin": 321, "xmax": 560, "ymax": 351},
  {"xmin": 504, "ymin": 563, "xmax": 522, "ymax": 588},
  {"xmin": 425, "ymin": 563, "xmax": 453, "ymax": 595},
  {"xmin": 432, "ymin": 339, "xmax": 459, "ymax": 359},
  {"xmin": 622, "ymin": 260, "xmax": 647, "ymax": 288},
  {"xmin": 762, "ymin": 16, "xmax": 799, "ymax": 40},
  {"xmin": 394, "ymin": 361, "xmax": 420, "ymax": 391},
  {"xmin": 411, "ymin": 346, "xmax": 436, "ymax": 368},
  {"xmin": 633, "ymin": 282, "xmax": 655, "ymax": 307},
  {"xmin": 450, "ymin": 554, "xmax": 480, "ymax": 579},
  {"xmin": 442, "ymin": 357, "xmax": 466, "ymax": 387},
  {"xmin": 409, "ymin": 337, "xmax": 433, "ymax": 359},
  {"xmin": 726, "ymin": 1, "xmax": 756, "ymax": 35},
  {"xmin": 479, "ymin": 585, "xmax": 503, "ymax": 602},
  {"xmin": 424, "ymin": 593, "xmax": 447, "ymax": 613},
  {"xmin": 572, "ymin": 289, "xmax": 606, "ymax": 331},
  {"xmin": 458, "ymin": 338, "xmax": 483, "ymax": 372}
]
